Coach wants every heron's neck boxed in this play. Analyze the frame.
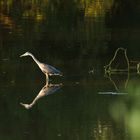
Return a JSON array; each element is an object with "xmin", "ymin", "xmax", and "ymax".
[
  {"xmin": 30, "ymin": 85, "xmax": 48, "ymax": 107},
  {"xmin": 29, "ymin": 98, "xmax": 37, "ymax": 108},
  {"xmin": 29, "ymin": 53, "xmax": 41, "ymax": 66}
]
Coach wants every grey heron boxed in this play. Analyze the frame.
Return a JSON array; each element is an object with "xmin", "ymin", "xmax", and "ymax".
[{"xmin": 20, "ymin": 52, "xmax": 62, "ymax": 81}]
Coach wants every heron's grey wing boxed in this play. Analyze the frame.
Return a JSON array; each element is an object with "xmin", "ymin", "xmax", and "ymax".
[
  {"xmin": 44, "ymin": 86, "xmax": 61, "ymax": 96},
  {"xmin": 46, "ymin": 64, "xmax": 61, "ymax": 74}
]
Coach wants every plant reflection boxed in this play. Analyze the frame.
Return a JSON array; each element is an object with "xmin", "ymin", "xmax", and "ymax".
[
  {"xmin": 104, "ymin": 72, "xmax": 129, "ymax": 92},
  {"xmin": 20, "ymin": 82, "xmax": 62, "ymax": 109}
]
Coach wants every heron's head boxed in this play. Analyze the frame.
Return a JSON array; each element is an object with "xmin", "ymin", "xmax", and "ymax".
[
  {"xmin": 20, "ymin": 52, "xmax": 31, "ymax": 57},
  {"xmin": 20, "ymin": 102, "xmax": 32, "ymax": 109}
]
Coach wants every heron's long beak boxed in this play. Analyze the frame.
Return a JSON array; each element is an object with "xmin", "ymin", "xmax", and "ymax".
[{"xmin": 20, "ymin": 54, "xmax": 26, "ymax": 57}]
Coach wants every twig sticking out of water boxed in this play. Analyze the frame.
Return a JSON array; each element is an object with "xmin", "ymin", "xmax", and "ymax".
[{"xmin": 104, "ymin": 47, "xmax": 130, "ymax": 75}]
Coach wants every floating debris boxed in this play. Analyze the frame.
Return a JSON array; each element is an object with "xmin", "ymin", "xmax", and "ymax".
[
  {"xmin": 57, "ymin": 134, "xmax": 61, "ymax": 137},
  {"xmin": 75, "ymin": 82, "xmax": 79, "ymax": 85},
  {"xmin": 2, "ymin": 58, "xmax": 9, "ymax": 61},
  {"xmin": 137, "ymin": 63, "xmax": 140, "ymax": 74},
  {"xmin": 98, "ymin": 92, "xmax": 128, "ymax": 95},
  {"xmin": 89, "ymin": 67, "xmax": 94, "ymax": 74}
]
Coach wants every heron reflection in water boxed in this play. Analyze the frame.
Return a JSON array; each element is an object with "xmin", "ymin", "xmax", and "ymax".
[
  {"xmin": 20, "ymin": 52, "xmax": 62, "ymax": 81},
  {"xmin": 20, "ymin": 83, "xmax": 62, "ymax": 109}
]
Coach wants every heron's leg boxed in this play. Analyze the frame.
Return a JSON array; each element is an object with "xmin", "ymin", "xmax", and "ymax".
[{"xmin": 46, "ymin": 74, "xmax": 49, "ymax": 85}]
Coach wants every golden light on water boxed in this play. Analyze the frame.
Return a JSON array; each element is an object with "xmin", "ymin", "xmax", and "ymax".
[
  {"xmin": 0, "ymin": 13, "xmax": 14, "ymax": 29},
  {"xmin": 84, "ymin": 0, "xmax": 103, "ymax": 18},
  {"xmin": 92, "ymin": 120, "xmax": 114, "ymax": 140},
  {"xmin": 0, "ymin": 0, "xmax": 114, "ymax": 22},
  {"xmin": 82, "ymin": 0, "xmax": 114, "ymax": 18}
]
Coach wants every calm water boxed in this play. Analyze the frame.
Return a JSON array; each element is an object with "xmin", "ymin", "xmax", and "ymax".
[{"xmin": 1, "ymin": 0, "xmax": 140, "ymax": 140}]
